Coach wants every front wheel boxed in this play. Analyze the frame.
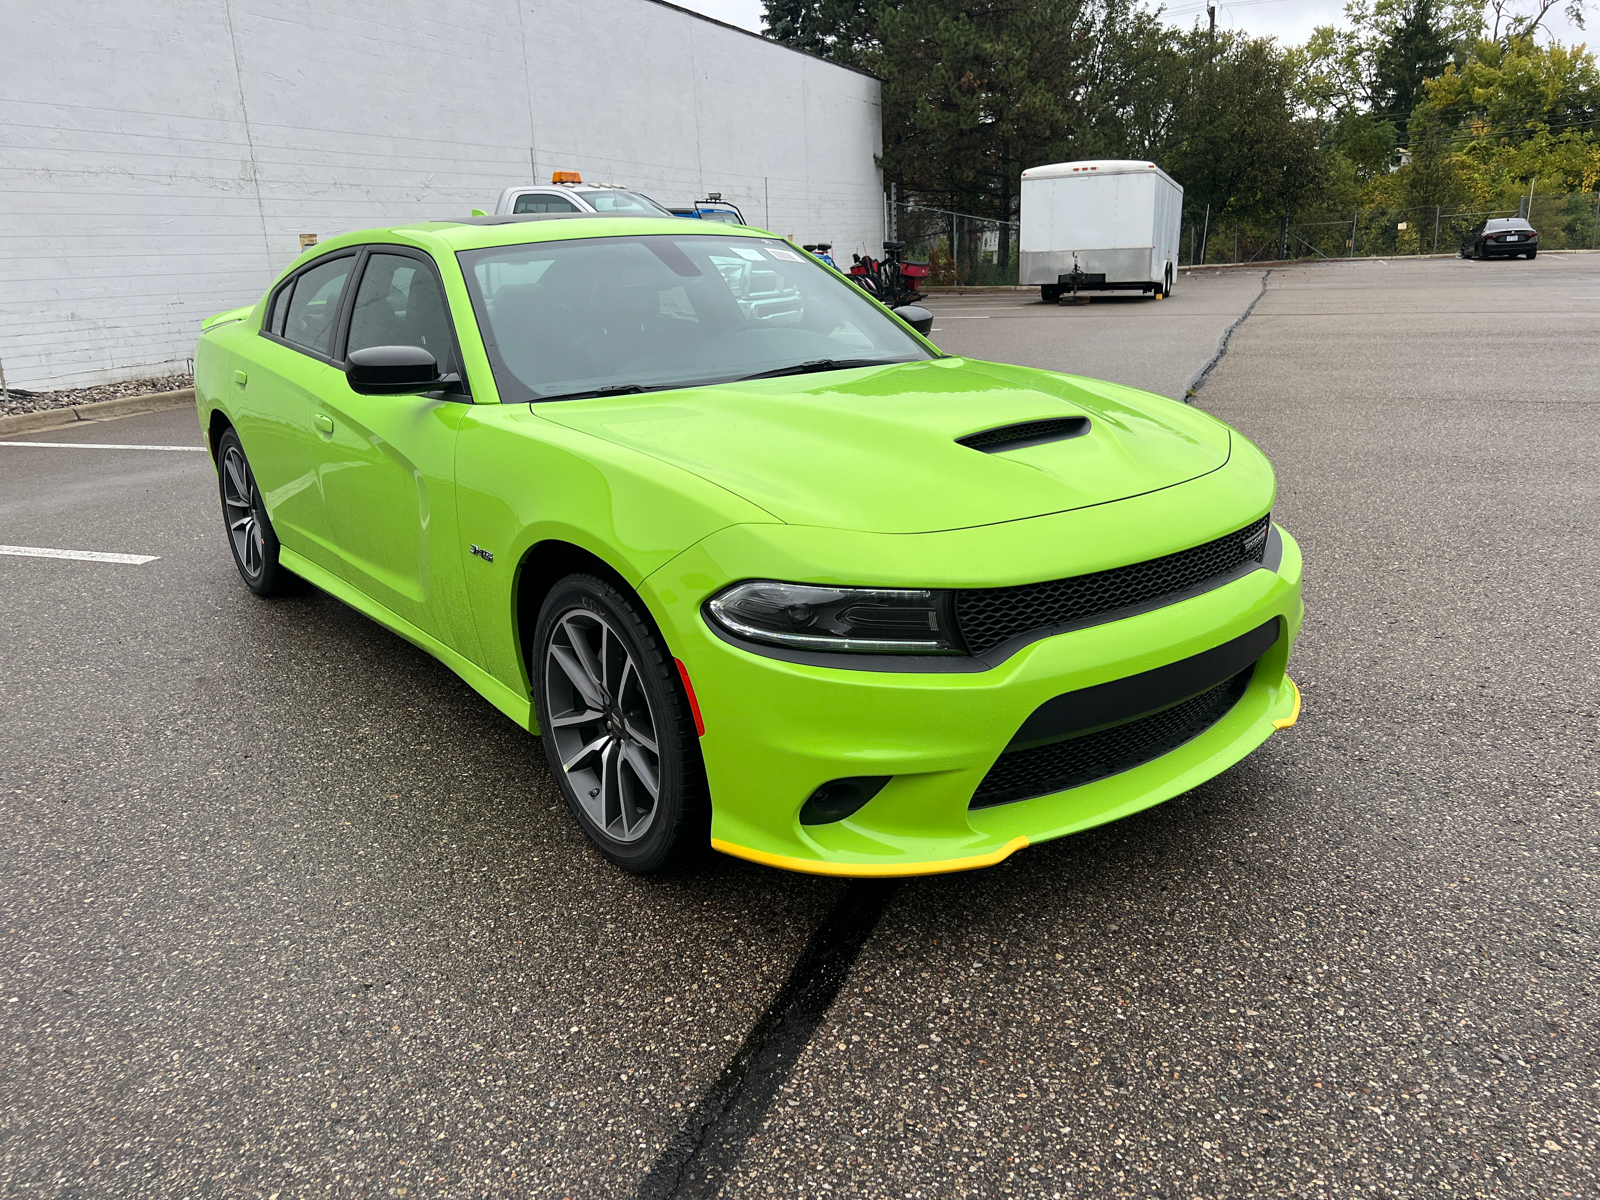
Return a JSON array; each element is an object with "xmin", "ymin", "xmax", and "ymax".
[
  {"xmin": 216, "ymin": 428, "xmax": 289, "ymax": 596},
  {"xmin": 532, "ymin": 574, "xmax": 709, "ymax": 873},
  {"xmin": 1041, "ymin": 285, "xmax": 1061, "ymax": 303}
]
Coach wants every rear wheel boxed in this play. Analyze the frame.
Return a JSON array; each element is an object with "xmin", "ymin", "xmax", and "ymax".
[
  {"xmin": 1041, "ymin": 285, "xmax": 1061, "ymax": 304},
  {"xmin": 216, "ymin": 429, "xmax": 288, "ymax": 596},
  {"xmin": 1526, "ymin": 249, "xmax": 1537, "ymax": 259},
  {"xmin": 532, "ymin": 574, "xmax": 708, "ymax": 873}
]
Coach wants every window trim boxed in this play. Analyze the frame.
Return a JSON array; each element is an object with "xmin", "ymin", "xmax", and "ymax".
[
  {"xmin": 334, "ymin": 244, "xmax": 474, "ymax": 402},
  {"xmin": 259, "ymin": 250, "xmax": 359, "ymax": 365}
]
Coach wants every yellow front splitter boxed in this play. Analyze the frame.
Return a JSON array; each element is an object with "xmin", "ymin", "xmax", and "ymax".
[
  {"xmin": 710, "ymin": 835, "xmax": 1030, "ymax": 878},
  {"xmin": 1272, "ymin": 676, "xmax": 1303, "ymax": 729}
]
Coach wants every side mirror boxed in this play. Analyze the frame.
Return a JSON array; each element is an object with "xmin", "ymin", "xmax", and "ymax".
[
  {"xmin": 346, "ymin": 345, "xmax": 441, "ymax": 395},
  {"xmin": 893, "ymin": 304, "xmax": 934, "ymax": 335}
]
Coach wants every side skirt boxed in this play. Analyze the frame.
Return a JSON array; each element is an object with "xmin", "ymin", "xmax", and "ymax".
[{"xmin": 279, "ymin": 547, "xmax": 535, "ymax": 733}]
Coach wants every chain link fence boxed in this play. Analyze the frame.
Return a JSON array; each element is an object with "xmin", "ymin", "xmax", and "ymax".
[
  {"xmin": 880, "ymin": 191, "xmax": 1598, "ymax": 282},
  {"xmin": 886, "ymin": 202, "xmax": 1021, "ymax": 286},
  {"xmin": 1181, "ymin": 192, "xmax": 1600, "ymax": 265}
]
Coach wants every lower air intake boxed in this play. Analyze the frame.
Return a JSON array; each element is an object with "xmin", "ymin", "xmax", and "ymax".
[{"xmin": 970, "ymin": 667, "xmax": 1254, "ymax": 808}]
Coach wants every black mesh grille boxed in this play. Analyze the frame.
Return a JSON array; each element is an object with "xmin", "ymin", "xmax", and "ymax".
[
  {"xmin": 970, "ymin": 667, "xmax": 1254, "ymax": 808},
  {"xmin": 955, "ymin": 515, "xmax": 1270, "ymax": 656},
  {"xmin": 957, "ymin": 417, "xmax": 1090, "ymax": 453}
]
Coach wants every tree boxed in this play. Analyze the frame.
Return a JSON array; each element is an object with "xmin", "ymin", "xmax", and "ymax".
[
  {"xmin": 760, "ymin": 0, "xmax": 881, "ymax": 63},
  {"xmin": 1160, "ymin": 34, "xmax": 1326, "ymax": 237},
  {"xmin": 1372, "ymin": 0, "xmax": 1452, "ymax": 133}
]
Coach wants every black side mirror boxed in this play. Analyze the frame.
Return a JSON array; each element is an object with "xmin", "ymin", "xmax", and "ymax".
[
  {"xmin": 893, "ymin": 305, "xmax": 934, "ymax": 335},
  {"xmin": 346, "ymin": 345, "xmax": 441, "ymax": 395}
]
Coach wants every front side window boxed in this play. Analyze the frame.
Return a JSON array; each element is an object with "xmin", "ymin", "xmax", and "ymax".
[
  {"xmin": 513, "ymin": 192, "xmax": 581, "ymax": 214},
  {"xmin": 281, "ymin": 256, "xmax": 354, "ymax": 356},
  {"xmin": 459, "ymin": 234, "xmax": 931, "ymax": 402},
  {"xmin": 346, "ymin": 252, "xmax": 456, "ymax": 372},
  {"xmin": 575, "ymin": 189, "xmax": 674, "ymax": 217}
]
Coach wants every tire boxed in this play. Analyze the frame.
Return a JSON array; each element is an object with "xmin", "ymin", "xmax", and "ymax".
[
  {"xmin": 1041, "ymin": 285, "xmax": 1061, "ymax": 303},
  {"xmin": 1526, "ymin": 249, "xmax": 1537, "ymax": 259},
  {"xmin": 1164, "ymin": 265, "xmax": 1174, "ymax": 296},
  {"xmin": 216, "ymin": 428, "xmax": 289, "ymax": 596},
  {"xmin": 532, "ymin": 573, "xmax": 709, "ymax": 873}
]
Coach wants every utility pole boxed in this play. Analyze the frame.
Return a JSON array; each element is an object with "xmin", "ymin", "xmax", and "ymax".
[{"xmin": 1208, "ymin": 1, "xmax": 1216, "ymax": 34}]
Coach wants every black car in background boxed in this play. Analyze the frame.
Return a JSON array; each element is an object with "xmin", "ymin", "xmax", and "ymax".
[{"xmin": 1460, "ymin": 217, "xmax": 1540, "ymax": 259}]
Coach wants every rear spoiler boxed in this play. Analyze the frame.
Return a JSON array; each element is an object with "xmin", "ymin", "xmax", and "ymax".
[{"xmin": 201, "ymin": 305, "xmax": 254, "ymax": 332}]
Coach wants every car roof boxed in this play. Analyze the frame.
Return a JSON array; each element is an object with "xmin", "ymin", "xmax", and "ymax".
[
  {"xmin": 1485, "ymin": 217, "xmax": 1532, "ymax": 229},
  {"xmin": 290, "ymin": 215, "xmax": 775, "ymax": 262}
]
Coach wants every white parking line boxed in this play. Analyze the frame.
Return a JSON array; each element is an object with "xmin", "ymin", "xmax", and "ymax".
[
  {"xmin": 0, "ymin": 441, "xmax": 206, "ymax": 451},
  {"xmin": 0, "ymin": 545, "xmax": 160, "ymax": 565}
]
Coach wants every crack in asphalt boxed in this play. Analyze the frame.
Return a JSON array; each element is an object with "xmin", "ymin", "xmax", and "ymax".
[
  {"xmin": 638, "ymin": 880, "xmax": 900, "ymax": 1199},
  {"xmin": 1185, "ymin": 268, "xmax": 1272, "ymax": 401}
]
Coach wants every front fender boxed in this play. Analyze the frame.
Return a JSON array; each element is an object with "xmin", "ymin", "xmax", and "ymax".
[{"xmin": 454, "ymin": 402, "xmax": 773, "ymax": 697}]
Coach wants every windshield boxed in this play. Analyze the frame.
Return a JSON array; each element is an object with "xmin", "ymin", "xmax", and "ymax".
[
  {"xmin": 459, "ymin": 234, "xmax": 932, "ymax": 402},
  {"xmin": 695, "ymin": 209, "xmax": 743, "ymax": 224},
  {"xmin": 575, "ymin": 189, "xmax": 674, "ymax": 217}
]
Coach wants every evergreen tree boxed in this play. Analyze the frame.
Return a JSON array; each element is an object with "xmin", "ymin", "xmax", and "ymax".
[{"xmin": 1372, "ymin": 0, "xmax": 1452, "ymax": 135}]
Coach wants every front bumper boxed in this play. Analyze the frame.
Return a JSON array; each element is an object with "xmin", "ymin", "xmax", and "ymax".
[{"xmin": 642, "ymin": 488, "xmax": 1304, "ymax": 877}]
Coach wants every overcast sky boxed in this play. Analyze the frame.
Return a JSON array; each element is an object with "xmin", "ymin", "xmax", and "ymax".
[{"xmin": 672, "ymin": 0, "xmax": 1588, "ymax": 50}]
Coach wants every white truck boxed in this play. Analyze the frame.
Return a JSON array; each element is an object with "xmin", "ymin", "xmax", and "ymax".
[{"xmin": 1019, "ymin": 160, "xmax": 1183, "ymax": 302}]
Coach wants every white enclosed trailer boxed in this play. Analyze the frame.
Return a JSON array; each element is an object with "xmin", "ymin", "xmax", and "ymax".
[{"xmin": 1019, "ymin": 160, "xmax": 1183, "ymax": 302}]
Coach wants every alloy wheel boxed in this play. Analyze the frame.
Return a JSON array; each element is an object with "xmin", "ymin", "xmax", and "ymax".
[
  {"xmin": 544, "ymin": 608, "xmax": 662, "ymax": 843},
  {"xmin": 221, "ymin": 444, "xmax": 264, "ymax": 579}
]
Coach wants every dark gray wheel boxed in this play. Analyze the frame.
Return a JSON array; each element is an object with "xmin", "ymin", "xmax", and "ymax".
[
  {"xmin": 216, "ymin": 428, "xmax": 287, "ymax": 596},
  {"xmin": 532, "ymin": 574, "xmax": 707, "ymax": 872},
  {"xmin": 1526, "ymin": 249, "xmax": 1537, "ymax": 259}
]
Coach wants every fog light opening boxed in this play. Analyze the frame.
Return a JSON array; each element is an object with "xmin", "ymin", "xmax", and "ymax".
[{"xmin": 799, "ymin": 776, "xmax": 891, "ymax": 826}]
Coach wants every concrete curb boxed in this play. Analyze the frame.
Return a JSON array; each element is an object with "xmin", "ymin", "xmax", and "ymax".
[
  {"xmin": 1182, "ymin": 247, "xmax": 1596, "ymax": 273},
  {"xmin": 923, "ymin": 286, "xmax": 1035, "ymax": 294},
  {"xmin": 0, "ymin": 388, "xmax": 195, "ymax": 436}
]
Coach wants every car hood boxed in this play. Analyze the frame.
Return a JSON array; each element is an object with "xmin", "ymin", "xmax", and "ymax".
[{"xmin": 532, "ymin": 357, "xmax": 1231, "ymax": 534}]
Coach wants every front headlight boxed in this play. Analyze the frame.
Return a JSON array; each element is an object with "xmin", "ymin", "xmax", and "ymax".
[{"xmin": 706, "ymin": 580, "xmax": 963, "ymax": 654}]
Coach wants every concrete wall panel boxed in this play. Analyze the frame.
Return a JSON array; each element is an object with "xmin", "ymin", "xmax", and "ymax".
[{"xmin": 0, "ymin": 0, "xmax": 881, "ymax": 389}]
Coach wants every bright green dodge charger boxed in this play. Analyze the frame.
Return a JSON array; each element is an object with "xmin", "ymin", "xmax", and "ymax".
[{"xmin": 194, "ymin": 214, "xmax": 1302, "ymax": 877}]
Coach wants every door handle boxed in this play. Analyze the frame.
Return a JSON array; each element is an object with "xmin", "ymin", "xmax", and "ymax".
[{"xmin": 314, "ymin": 413, "xmax": 334, "ymax": 434}]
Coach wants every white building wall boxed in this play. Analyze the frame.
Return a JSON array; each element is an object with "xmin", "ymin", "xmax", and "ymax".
[{"xmin": 0, "ymin": 0, "xmax": 883, "ymax": 390}]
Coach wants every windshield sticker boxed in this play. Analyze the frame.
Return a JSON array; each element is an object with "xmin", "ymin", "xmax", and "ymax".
[
  {"xmin": 731, "ymin": 247, "xmax": 766, "ymax": 261},
  {"xmin": 766, "ymin": 248, "xmax": 803, "ymax": 261}
]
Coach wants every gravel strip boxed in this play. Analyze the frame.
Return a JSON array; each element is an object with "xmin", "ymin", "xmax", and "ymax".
[{"xmin": 1, "ymin": 373, "xmax": 194, "ymax": 417}]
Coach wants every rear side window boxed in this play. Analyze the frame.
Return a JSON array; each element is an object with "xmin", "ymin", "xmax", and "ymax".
[
  {"xmin": 513, "ymin": 192, "xmax": 581, "ymax": 214},
  {"xmin": 282, "ymin": 256, "xmax": 354, "ymax": 356},
  {"xmin": 346, "ymin": 252, "xmax": 456, "ymax": 371},
  {"xmin": 264, "ymin": 283, "xmax": 291, "ymax": 335}
]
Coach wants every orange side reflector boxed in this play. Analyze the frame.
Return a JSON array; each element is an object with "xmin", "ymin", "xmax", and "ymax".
[
  {"xmin": 552, "ymin": 170, "xmax": 582, "ymax": 184},
  {"xmin": 675, "ymin": 658, "xmax": 705, "ymax": 737}
]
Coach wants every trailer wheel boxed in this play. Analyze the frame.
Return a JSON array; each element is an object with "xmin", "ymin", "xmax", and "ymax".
[
  {"xmin": 1041, "ymin": 285, "xmax": 1061, "ymax": 304},
  {"xmin": 1163, "ymin": 265, "xmax": 1174, "ymax": 296}
]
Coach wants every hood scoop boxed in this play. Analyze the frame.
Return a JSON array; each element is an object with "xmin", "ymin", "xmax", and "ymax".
[{"xmin": 957, "ymin": 416, "xmax": 1091, "ymax": 454}]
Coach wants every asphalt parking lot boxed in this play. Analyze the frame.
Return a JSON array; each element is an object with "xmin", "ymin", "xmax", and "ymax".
[{"xmin": 2, "ymin": 254, "xmax": 1595, "ymax": 1199}]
